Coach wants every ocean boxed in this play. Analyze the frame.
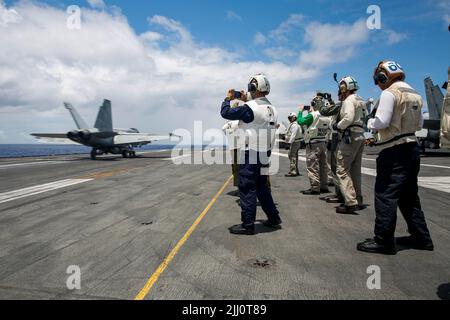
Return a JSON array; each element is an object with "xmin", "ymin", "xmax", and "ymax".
[{"xmin": 0, "ymin": 144, "xmax": 178, "ymax": 158}]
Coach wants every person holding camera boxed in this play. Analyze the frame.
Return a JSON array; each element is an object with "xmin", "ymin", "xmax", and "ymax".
[
  {"xmin": 357, "ymin": 61, "xmax": 434, "ymax": 255},
  {"xmin": 298, "ymin": 104, "xmax": 330, "ymax": 195},
  {"xmin": 313, "ymin": 93, "xmax": 345, "ymax": 204},
  {"xmin": 285, "ymin": 112, "xmax": 302, "ymax": 177},
  {"xmin": 220, "ymin": 74, "xmax": 282, "ymax": 235},
  {"xmin": 333, "ymin": 76, "xmax": 366, "ymax": 214}
]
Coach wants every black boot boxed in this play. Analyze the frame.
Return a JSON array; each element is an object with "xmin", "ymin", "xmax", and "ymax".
[
  {"xmin": 262, "ymin": 218, "xmax": 282, "ymax": 229},
  {"xmin": 357, "ymin": 239, "xmax": 396, "ymax": 255},
  {"xmin": 229, "ymin": 224, "xmax": 255, "ymax": 235},
  {"xmin": 336, "ymin": 205, "xmax": 360, "ymax": 214},
  {"xmin": 301, "ymin": 189, "xmax": 320, "ymax": 195},
  {"xmin": 396, "ymin": 236, "xmax": 434, "ymax": 251}
]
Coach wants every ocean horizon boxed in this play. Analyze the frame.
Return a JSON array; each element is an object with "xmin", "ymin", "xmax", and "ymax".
[{"xmin": 0, "ymin": 144, "xmax": 178, "ymax": 158}]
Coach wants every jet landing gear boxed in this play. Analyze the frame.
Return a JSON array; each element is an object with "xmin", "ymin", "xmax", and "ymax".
[
  {"xmin": 122, "ymin": 150, "xmax": 137, "ymax": 158},
  {"xmin": 91, "ymin": 148, "xmax": 98, "ymax": 160}
]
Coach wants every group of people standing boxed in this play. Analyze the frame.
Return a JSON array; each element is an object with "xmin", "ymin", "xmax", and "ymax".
[
  {"xmin": 221, "ymin": 61, "xmax": 436, "ymax": 255},
  {"xmin": 285, "ymin": 76, "xmax": 366, "ymax": 215}
]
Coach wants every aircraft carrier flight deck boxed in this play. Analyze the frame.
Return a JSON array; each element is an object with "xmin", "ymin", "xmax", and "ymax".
[{"xmin": 0, "ymin": 148, "xmax": 449, "ymax": 300}]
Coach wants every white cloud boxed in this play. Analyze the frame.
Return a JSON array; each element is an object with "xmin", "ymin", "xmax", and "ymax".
[
  {"xmin": 0, "ymin": 2, "xmax": 323, "ymax": 143},
  {"xmin": 253, "ymin": 32, "xmax": 266, "ymax": 46},
  {"xmin": 385, "ymin": 30, "xmax": 408, "ymax": 45},
  {"xmin": 140, "ymin": 31, "xmax": 164, "ymax": 42},
  {"xmin": 0, "ymin": 0, "xmax": 21, "ymax": 27},
  {"xmin": 148, "ymin": 14, "xmax": 192, "ymax": 44},
  {"xmin": 264, "ymin": 47, "xmax": 296, "ymax": 61},
  {"xmin": 299, "ymin": 19, "xmax": 369, "ymax": 67},
  {"xmin": 436, "ymin": 0, "xmax": 450, "ymax": 24},
  {"xmin": 87, "ymin": 0, "xmax": 106, "ymax": 10},
  {"xmin": 226, "ymin": 10, "xmax": 242, "ymax": 22},
  {"xmin": 444, "ymin": 14, "xmax": 450, "ymax": 24},
  {"xmin": 269, "ymin": 14, "xmax": 304, "ymax": 42},
  {"xmin": 0, "ymin": 2, "xmax": 379, "ymax": 144}
]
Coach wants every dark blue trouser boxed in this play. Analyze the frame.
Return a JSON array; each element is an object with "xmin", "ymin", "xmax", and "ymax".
[
  {"xmin": 239, "ymin": 151, "xmax": 280, "ymax": 228},
  {"xmin": 374, "ymin": 143, "xmax": 432, "ymax": 246}
]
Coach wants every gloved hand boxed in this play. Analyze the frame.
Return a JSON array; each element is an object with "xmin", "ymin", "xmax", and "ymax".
[{"xmin": 332, "ymin": 123, "xmax": 339, "ymax": 131}]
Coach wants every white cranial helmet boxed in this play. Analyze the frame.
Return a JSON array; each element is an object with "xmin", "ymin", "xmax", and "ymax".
[
  {"xmin": 248, "ymin": 74, "xmax": 271, "ymax": 94},
  {"xmin": 339, "ymin": 76, "xmax": 359, "ymax": 93},
  {"xmin": 288, "ymin": 112, "xmax": 297, "ymax": 119}
]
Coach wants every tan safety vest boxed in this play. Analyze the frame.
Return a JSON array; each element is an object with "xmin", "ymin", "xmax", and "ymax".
[
  {"xmin": 375, "ymin": 82, "xmax": 423, "ymax": 151},
  {"xmin": 441, "ymin": 78, "xmax": 450, "ymax": 149}
]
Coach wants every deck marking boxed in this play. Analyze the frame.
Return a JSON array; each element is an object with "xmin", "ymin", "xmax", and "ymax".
[
  {"xmin": 362, "ymin": 157, "xmax": 450, "ymax": 170},
  {"xmin": 0, "ymin": 179, "xmax": 93, "ymax": 204},
  {"xmin": 134, "ymin": 175, "xmax": 233, "ymax": 300},
  {"xmin": 0, "ymin": 161, "xmax": 68, "ymax": 169},
  {"xmin": 273, "ymin": 152, "xmax": 450, "ymax": 194}
]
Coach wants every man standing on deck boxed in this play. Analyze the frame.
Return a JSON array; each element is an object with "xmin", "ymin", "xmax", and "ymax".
[
  {"xmin": 285, "ymin": 112, "xmax": 302, "ymax": 177},
  {"xmin": 298, "ymin": 104, "xmax": 330, "ymax": 195},
  {"xmin": 220, "ymin": 74, "xmax": 282, "ymax": 235},
  {"xmin": 333, "ymin": 76, "xmax": 366, "ymax": 215},
  {"xmin": 357, "ymin": 61, "xmax": 434, "ymax": 255}
]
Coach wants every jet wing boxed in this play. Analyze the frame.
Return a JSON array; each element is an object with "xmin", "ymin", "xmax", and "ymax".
[
  {"xmin": 30, "ymin": 133, "xmax": 79, "ymax": 145},
  {"xmin": 31, "ymin": 133, "xmax": 69, "ymax": 139},
  {"xmin": 113, "ymin": 133, "xmax": 178, "ymax": 146}
]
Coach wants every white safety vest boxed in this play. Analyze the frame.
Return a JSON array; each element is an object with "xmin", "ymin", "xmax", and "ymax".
[
  {"xmin": 238, "ymin": 97, "xmax": 278, "ymax": 152},
  {"xmin": 304, "ymin": 111, "xmax": 330, "ymax": 144},
  {"xmin": 222, "ymin": 120, "xmax": 239, "ymax": 150},
  {"xmin": 286, "ymin": 122, "xmax": 302, "ymax": 143}
]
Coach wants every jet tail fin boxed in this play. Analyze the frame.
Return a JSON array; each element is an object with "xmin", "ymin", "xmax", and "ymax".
[
  {"xmin": 94, "ymin": 99, "xmax": 113, "ymax": 132},
  {"xmin": 64, "ymin": 102, "xmax": 89, "ymax": 129},
  {"xmin": 424, "ymin": 77, "xmax": 444, "ymax": 120}
]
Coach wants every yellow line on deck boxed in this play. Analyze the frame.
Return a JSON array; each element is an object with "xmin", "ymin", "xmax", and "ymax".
[{"xmin": 134, "ymin": 175, "xmax": 233, "ymax": 300}]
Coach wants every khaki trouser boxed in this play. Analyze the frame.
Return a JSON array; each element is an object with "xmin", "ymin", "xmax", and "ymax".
[
  {"xmin": 288, "ymin": 140, "xmax": 301, "ymax": 175},
  {"xmin": 327, "ymin": 144, "xmax": 343, "ymax": 199},
  {"xmin": 336, "ymin": 132, "xmax": 365, "ymax": 206},
  {"xmin": 306, "ymin": 141, "xmax": 328, "ymax": 192},
  {"xmin": 326, "ymin": 142, "xmax": 334, "ymax": 185},
  {"xmin": 231, "ymin": 149, "xmax": 239, "ymax": 187}
]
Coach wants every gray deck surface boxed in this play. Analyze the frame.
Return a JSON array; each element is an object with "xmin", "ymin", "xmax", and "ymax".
[{"xmin": 0, "ymin": 148, "xmax": 449, "ymax": 300}]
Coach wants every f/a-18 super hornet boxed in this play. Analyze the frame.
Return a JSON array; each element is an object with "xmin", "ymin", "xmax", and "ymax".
[
  {"xmin": 419, "ymin": 76, "xmax": 450, "ymax": 150},
  {"xmin": 32, "ymin": 100, "xmax": 176, "ymax": 159}
]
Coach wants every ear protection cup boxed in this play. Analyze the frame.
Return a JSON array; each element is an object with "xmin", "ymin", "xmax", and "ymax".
[
  {"xmin": 374, "ymin": 70, "xmax": 388, "ymax": 85},
  {"xmin": 248, "ymin": 82, "xmax": 257, "ymax": 93}
]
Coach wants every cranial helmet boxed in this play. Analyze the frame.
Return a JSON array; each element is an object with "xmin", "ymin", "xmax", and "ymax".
[
  {"xmin": 373, "ymin": 61, "xmax": 405, "ymax": 86},
  {"xmin": 339, "ymin": 76, "xmax": 359, "ymax": 93},
  {"xmin": 248, "ymin": 74, "xmax": 271, "ymax": 94}
]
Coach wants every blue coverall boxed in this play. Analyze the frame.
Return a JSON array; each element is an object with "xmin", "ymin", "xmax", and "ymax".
[{"xmin": 221, "ymin": 99, "xmax": 280, "ymax": 229}]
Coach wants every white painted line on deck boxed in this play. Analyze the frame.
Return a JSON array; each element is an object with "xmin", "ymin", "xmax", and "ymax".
[
  {"xmin": 0, "ymin": 179, "xmax": 93, "ymax": 204},
  {"xmin": 0, "ymin": 161, "xmax": 68, "ymax": 170},
  {"xmin": 273, "ymin": 152, "xmax": 450, "ymax": 194},
  {"xmin": 362, "ymin": 157, "xmax": 450, "ymax": 170},
  {"xmin": 163, "ymin": 149, "xmax": 214, "ymax": 161}
]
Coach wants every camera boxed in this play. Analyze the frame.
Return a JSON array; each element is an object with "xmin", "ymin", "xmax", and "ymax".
[
  {"xmin": 304, "ymin": 105, "xmax": 311, "ymax": 111},
  {"xmin": 233, "ymin": 90, "xmax": 242, "ymax": 100},
  {"xmin": 317, "ymin": 92, "xmax": 332, "ymax": 100}
]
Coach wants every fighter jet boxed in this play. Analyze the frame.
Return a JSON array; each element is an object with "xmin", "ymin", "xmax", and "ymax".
[
  {"xmin": 419, "ymin": 77, "xmax": 448, "ymax": 150},
  {"xmin": 32, "ymin": 100, "xmax": 176, "ymax": 159}
]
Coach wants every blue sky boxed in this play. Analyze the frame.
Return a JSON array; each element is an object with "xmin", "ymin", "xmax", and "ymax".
[{"xmin": 0, "ymin": 0, "xmax": 449, "ymax": 143}]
